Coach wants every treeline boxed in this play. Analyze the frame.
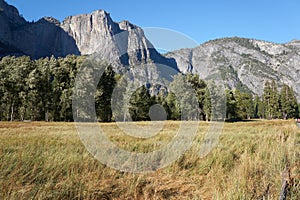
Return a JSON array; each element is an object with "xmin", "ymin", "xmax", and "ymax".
[
  {"xmin": 0, "ymin": 55, "xmax": 84, "ymax": 121},
  {"xmin": 0, "ymin": 56, "xmax": 299, "ymax": 122},
  {"xmin": 226, "ymin": 80, "xmax": 299, "ymax": 120}
]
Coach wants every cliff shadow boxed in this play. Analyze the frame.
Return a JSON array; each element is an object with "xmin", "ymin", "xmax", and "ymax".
[{"xmin": 11, "ymin": 18, "xmax": 81, "ymax": 59}]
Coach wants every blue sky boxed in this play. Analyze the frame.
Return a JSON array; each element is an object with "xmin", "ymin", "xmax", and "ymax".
[{"xmin": 5, "ymin": 0, "xmax": 300, "ymax": 48}]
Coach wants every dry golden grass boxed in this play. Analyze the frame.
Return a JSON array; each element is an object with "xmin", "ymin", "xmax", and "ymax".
[{"xmin": 0, "ymin": 120, "xmax": 299, "ymax": 199}]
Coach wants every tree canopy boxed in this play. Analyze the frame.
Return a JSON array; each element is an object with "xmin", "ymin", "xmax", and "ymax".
[{"xmin": 0, "ymin": 56, "xmax": 298, "ymax": 122}]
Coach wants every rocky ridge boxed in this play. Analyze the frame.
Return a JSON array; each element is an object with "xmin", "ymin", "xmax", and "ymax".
[{"xmin": 166, "ymin": 37, "xmax": 300, "ymax": 98}]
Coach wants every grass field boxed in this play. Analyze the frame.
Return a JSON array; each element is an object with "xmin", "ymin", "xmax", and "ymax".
[{"xmin": 0, "ymin": 120, "xmax": 299, "ymax": 199}]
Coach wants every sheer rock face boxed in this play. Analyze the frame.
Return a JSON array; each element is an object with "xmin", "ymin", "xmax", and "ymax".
[
  {"xmin": 61, "ymin": 10, "xmax": 120, "ymax": 56},
  {"xmin": 60, "ymin": 10, "xmax": 162, "ymax": 67},
  {"xmin": 11, "ymin": 18, "xmax": 80, "ymax": 58},
  {"xmin": 0, "ymin": 0, "xmax": 175, "ymax": 71},
  {"xmin": 0, "ymin": 0, "xmax": 26, "ymax": 29},
  {"xmin": 166, "ymin": 37, "xmax": 300, "ymax": 99},
  {"xmin": 0, "ymin": 0, "xmax": 79, "ymax": 58},
  {"xmin": 0, "ymin": 0, "xmax": 26, "ymax": 54}
]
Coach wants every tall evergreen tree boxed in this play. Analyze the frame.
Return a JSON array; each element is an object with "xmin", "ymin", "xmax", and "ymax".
[
  {"xmin": 95, "ymin": 64, "xmax": 116, "ymax": 122},
  {"xmin": 254, "ymin": 95, "xmax": 265, "ymax": 118},
  {"xmin": 280, "ymin": 84, "xmax": 299, "ymax": 119},
  {"xmin": 29, "ymin": 58, "xmax": 53, "ymax": 121},
  {"xmin": 226, "ymin": 90, "xmax": 237, "ymax": 120},
  {"xmin": 110, "ymin": 74, "xmax": 138, "ymax": 122},
  {"xmin": 205, "ymin": 81, "xmax": 226, "ymax": 121},
  {"xmin": 263, "ymin": 80, "xmax": 280, "ymax": 119},
  {"xmin": 235, "ymin": 90, "xmax": 254, "ymax": 119},
  {"xmin": 186, "ymin": 73, "xmax": 207, "ymax": 120},
  {"xmin": 203, "ymin": 87, "xmax": 212, "ymax": 121},
  {"xmin": 129, "ymin": 85, "xmax": 152, "ymax": 121},
  {"xmin": 165, "ymin": 92, "xmax": 181, "ymax": 120},
  {"xmin": 170, "ymin": 74, "xmax": 199, "ymax": 120}
]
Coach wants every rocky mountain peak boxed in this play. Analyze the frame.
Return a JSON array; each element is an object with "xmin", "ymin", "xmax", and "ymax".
[
  {"xmin": 91, "ymin": 9, "xmax": 110, "ymax": 17},
  {"xmin": 61, "ymin": 9, "xmax": 125, "ymax": 55},
  {"xmin": 118, "ymin": 20, "xmax": 137, "ymax": 30},
  {"xmin": 62, "ymin": 9, "xmax": 114, "ymax": 28},
  {"xmin": 41, "ymin": 17, "xmax": 61, "ymax": 26}
]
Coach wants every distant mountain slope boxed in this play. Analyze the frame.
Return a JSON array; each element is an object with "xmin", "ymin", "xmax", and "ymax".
[{"xmin": 166, "ymin": 37, "xmax": 300, "ymax": 98}]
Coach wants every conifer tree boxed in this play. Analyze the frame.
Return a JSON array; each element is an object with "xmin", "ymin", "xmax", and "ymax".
[
  {"xmin": 186, "ymin": 73, "xmax": 207, "ymax": 120},
  {"xmin": 235, "ymin": 90, "xmax": 254, "ymax": 119},
  {"xmin": 226, "ymin": 90, "xmax": 237, "ymax": 120},
  {"xmin": 170, "ymin": 74, "xmax": 199, "ymax": 120},
  {"xmin": 203, "ymin": 87, "xmax": 212, "ymax": 121},
  {"xmin": 280, "ymin": 84, "xmax": 299, "ymax": 119},
  {"xmin": 165, "ymin": 92, "xmax": 181, "ymax": 120},
  {"xmin": 254, "ymin": 95, "xmax": 265, "ymax": 118},
  {"xmin": 129, "ymin": 85, "xmax": 152, "ymax": 121},
  {"xmin": 263, "ymin": 80, "xmax": 280, "ymax": 119},
  {"xmin": 95, "ymin": 64, "xmax": 116, "ymax": 122}
]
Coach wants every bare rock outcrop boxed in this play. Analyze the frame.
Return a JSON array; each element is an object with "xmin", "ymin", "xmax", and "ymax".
[{"xmin": 166, "ymin": 37, "xmax": 300, "ymax": 99}]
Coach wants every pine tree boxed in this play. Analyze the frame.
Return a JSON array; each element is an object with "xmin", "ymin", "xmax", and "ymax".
[
  {"xmin": 254, "ymin": 95, "xmax": 265, "ymax": 118},
  {"xmin": 155, "ymin": 91, "xmax": 170, "ymax": 119},
  {"xmin": 235, "ymin": 90, "xmax": 254, "ymax": 119},
  {"xmin": 205, "ymin": 81, "xmax": 226, "ymax": 121},
  {"xmin": 270, "ymin": 80, "xmax": 280, "ymax": 118},
  {"xmin": 226, "ymin": 90, "xmax": 237, "ymax": 120},
  {"xmin": 95, "ymin": 64, "xmax": 116, "ymax": 122},
  {"xmin": 170, "ymin": 74, "xmax": 199, "ymax": 120},
  {"xmin": 129, "ymin": 85, "xmax": 152, "ymax": 121},
  {"xmin": 28, "ymin": 58, "xmax": 53, "ymax": 121},
  {"xmin": 165, "ymin": 92, "xmax": 181, "ymax": 120},
  {"xmin": 186, "ymin": 73, "xmax": 207, "ymax": 120},
  {"xmin": 263, "ymin": 80, "xmax": 280, "ymax": 119},
  {"xmin": 203, "ymin": 87, "xmax": 212, "ymax": 121},
  {"xmin": 280, "ymin": 84, "xmax": 299, "ymax": 119}
]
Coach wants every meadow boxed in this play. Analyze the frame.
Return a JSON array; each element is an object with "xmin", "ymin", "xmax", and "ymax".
[{"xmin": 0, "ymin": 120, "xmax": 299, "ymax": 199}]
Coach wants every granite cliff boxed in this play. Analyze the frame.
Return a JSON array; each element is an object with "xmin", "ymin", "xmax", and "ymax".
[
  {"xmin": 0, "ymin": 0, "xmax": 175, "ymax": 72},
  {"xmin": 60, "ymin": 10, "xmax": 176, "ymax": 70},
  {"xmin": 166, "ymin": 37, "xmax": 300, "ymax": 98}
]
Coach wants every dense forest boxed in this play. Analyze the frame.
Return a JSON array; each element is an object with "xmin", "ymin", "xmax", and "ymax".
[{"xmin": 0, "ymin": 55, "xmax": 299, "ymax": 122}]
